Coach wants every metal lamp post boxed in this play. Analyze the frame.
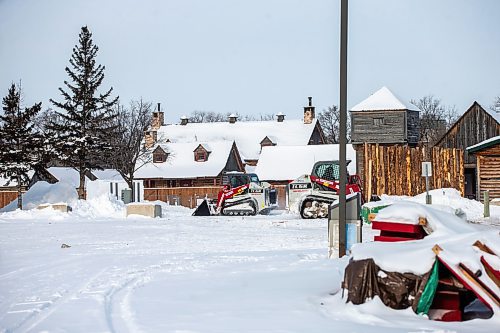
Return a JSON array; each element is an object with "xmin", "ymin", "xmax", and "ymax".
[{"xmin": 338, "ymin": 0, "xmax": 348, "ymax": 257}]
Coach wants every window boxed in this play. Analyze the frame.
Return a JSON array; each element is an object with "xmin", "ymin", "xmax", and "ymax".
[
  {"xmin": 315, "ymin": 163, "xmax": 340, "ymax": 181},
  {"xmin": 195, "ymin": 152, "xmax": 206, "ymax": 162},
  {"xmin": 153, "ymin": 152, "xmax": 166, "ymax": 163},
  {"xmin": 373, "ymin": 117, "xmax": 384, "ymax": 126}
]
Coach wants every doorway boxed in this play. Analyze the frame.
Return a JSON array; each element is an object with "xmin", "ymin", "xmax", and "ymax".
[{"xmin": 464, "ymin": 168, "xmax": 476, "ymax": 200}]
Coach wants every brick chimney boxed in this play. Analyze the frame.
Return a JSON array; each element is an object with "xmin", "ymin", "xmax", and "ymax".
[
  {"xmin": 180, "ymin": 115, "xmax": 188, "ymax": 125},
  {"xmin": 144, "ymin": 130, "xmax": 157, "ymax": 148},
  {"xmin": 276, "ymin": 112, "xmax": 285, "ymax": 122},
  {"xmin": 303, "ymin": 97, "xmax": 315, "ymax": 124},
  {"xmin": 152, "ymin": 102, "xmax": 165, "ymax": 130},
  {"xmin": 228, "ymin": 114, "xmax": 238, "ymax": 124}
]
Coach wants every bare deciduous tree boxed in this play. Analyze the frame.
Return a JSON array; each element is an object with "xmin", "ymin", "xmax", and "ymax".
[
  {"xmin": 111, "ymin": 99, "xmax": 153, "ymax": 201},
  {"xmin": 411, "ymin": 95, "xmax": 459, "ymax": 146},
  {"xmin": 318, "ymin": 105, "xmax": 350, "ymax": 144},
  {"xmin": 188, "ymin": 110, "xmax": 274, "ymax": 123},
  {"xmin": 491, "ymin": 95, "xmax": 500, "ymax": 113}
]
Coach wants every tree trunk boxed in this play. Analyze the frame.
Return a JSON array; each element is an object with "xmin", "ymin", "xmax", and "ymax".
[
  {"xmin": 127, "ymin": 175, "xmax": 135, "ymax": 202},
  {"xmin": 78, "ymin": 169, "xmax": 86, "ymax": 200},
  {"xmin": 17, "ymin": 175, "xmax": 22, "ymax": 210}
]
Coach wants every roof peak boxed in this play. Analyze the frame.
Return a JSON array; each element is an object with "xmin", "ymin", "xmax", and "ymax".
[{"xmin": 351, "ymin": 86, "xmax": 419, "ymax": 112}]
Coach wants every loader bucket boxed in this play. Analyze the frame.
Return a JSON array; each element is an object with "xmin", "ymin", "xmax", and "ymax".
[{"xmin": 192, "ymin": 199, "xmax": 212, "ymax": 216}]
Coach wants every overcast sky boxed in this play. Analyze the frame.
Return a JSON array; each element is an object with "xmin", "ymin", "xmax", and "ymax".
[{"xmin": 1, "ymin": 0, "xmax": 499, "ymax": 122}]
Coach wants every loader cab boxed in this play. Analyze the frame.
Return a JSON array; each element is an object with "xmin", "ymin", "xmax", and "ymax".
[
  {"xmin": 312, "ymin": 161, "xmax": 342, "ymax": 181},
  {"xmin": 223, "ymin": 172, "xmax": 260, "ymax": 189}
]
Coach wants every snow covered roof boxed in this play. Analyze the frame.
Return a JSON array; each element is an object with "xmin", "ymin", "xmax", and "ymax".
[
  {"xmin": 254, "ymin": 144, "xmax": 357, "ymax": 181},
  {"xmin": 92, "ymin": 169, "xmax": 125, "ymax": 182},
  {"xmin": 156, "ymin": 119, "xmax": 319, "ymax": 161},
  {"xmin": 45, "ymin": 168, "xmax": 123, "ymax": 186},
  {"xmin": 47, "ymin": 167, "xmax": 93, "ymax": 188},
  {"xmin": 351, "ymin": 86, "xmax": 420, "ymax": 112},
  {"xmin": 135, "ymin": 141, "xmax": 236, "ymax": 179},
  {"xmin": 467, "ymin": 135, "xmax": 500, "ymax": 153}
]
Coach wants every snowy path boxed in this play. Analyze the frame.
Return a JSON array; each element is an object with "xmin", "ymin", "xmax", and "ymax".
[{"xmin": 0, "ymin": 207, "xmax": 498, "ymax": 332}]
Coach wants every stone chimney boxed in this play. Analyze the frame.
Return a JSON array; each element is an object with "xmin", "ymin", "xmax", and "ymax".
[
  {"xmin": 303, "ymin": 97, "xmax": 315, "ymax": 124},
  {"xmin": 180, "ymin": 115, "xmax": 188, "ymax": 125},
  {"xmin": 228, "ymin": 114, "xmax": 238, "ymax": 124},
  {"xmin": 152, "ymin": 102, "xmax": 165, "ymax": 130},
  {"xmin": 276, "ymin": 112, "xmax": 285, "ymax": 122}
]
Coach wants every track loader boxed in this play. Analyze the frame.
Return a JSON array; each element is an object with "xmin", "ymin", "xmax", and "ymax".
[
  {"xmin": 287, "ymin": 160, "xmax": 362, "ymax": 219},
  {"xmin": 193, "ymin": 172, "xmax": 278, "ymax": 216}
]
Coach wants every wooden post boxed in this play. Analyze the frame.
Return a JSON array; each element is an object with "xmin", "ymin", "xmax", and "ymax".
[
  {"xmin": 477, "ymin": 155, "xmax": 481, "ymax": 200},
  {"xmin": 368, "ymin": 159, "xmax": 373, "ymax": 201},
  {"xmin": 406, "ymin": 147, "xmax": 411, "ymax": 195},
  {"xmin": 484, "ymin": 190, "xmax": 490, "ymax": 218}
]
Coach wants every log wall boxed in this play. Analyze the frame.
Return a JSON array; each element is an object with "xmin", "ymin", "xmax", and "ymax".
[
  {"xmin": 476, "ymin": 145, "xmax": 500, "ymax": 201},
  {"xmin": 435, "ymin": 102, "xmax": 500, "ymax": 166},
  {"xmin": 362, "ymin": 143, "xmax": 464, "ymax": 201}
]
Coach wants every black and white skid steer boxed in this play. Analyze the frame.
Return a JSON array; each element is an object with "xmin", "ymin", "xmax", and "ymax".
[{"xmin": 286, "ymin": 161, "xmax": 362, "ymax": 219}]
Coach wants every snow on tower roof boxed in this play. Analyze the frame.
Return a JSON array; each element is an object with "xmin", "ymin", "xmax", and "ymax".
[
  {"xmin": 254, "ymin": 144, "xmax": 356, "ymax": 181},
  {"xmin": 351, "ymin": 86, "xmax": 420, "ymax": 112},
  {"xmin": 156, "ymin": 119, "xmax": 319, "ymax": 161},
  {"xmin": 135, "ymin": 141, "xmax": 236, "ymax": 179}
]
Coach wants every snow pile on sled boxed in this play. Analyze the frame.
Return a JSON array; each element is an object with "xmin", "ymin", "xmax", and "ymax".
[{"xmin": 344, "ymin": 201, "xmax": 500, "ymax": 321}]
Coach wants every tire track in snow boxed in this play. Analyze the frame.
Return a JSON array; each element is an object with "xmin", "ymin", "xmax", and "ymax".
[{"xmin": 5, "ymin": 267, "xmax": 109, "ymax": 333}]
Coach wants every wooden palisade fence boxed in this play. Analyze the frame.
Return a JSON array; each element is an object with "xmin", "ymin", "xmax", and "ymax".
[{"xmin": 362, "ymin": 143, "xmax": 464, "ymax": 202}]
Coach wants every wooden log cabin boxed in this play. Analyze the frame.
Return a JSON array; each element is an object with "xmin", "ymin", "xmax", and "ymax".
[
  {"xmin": 435, "ymin": 102, "xmax": 500, "ymax": 199},
  {"xmin": 466, "ymin": 136, "xmax": 500, "ymax": 201},
  {"xmin": 135, "ymin": 141, "xmax": 245, "ymax": 206},
  {"xmin": 145, "ymin": 97, "xmax": 326, "ymax": 170}
]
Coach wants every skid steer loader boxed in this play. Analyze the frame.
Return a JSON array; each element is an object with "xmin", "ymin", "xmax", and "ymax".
[
  {"xmin": 287, "ymin": 160, "xmax": 362, "ymax": 219},
  {"xmin": 193, "ymin": 172, "xmax": 278, "ymax": 216}
]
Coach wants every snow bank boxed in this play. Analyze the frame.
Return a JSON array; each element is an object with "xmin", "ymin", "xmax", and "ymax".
[
  {"xmin": 72, "ymin": 194, "xmax": 126, "ymax": 219},
  {"xmin": 372, "ymin": 188, "xmax": 486, "ymax": 221},
  {"xmin": 0, "ymin": 181, "xmax": 78, "ymax": 212},
  {"xmin": 0, "ymin": 181, "xmax": 126, "ymax": 219},
  {"xmin": 352, "ymin": 198, "xmax": 497, "ymax": 275}
]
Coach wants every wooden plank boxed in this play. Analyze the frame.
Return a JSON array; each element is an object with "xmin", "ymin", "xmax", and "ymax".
[{"xmin": 372, "ymin": 221, "xmax": 424, "ymax": 234}]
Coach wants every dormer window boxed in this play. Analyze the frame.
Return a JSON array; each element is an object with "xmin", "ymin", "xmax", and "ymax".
[
  {"xmin": 260, "ymin": 136, "xmax": 277, "ymax": 149},
  {"xmin": 194, "ymin": 144, "xmax": 211, "ymax": 162},
  {"xmin": 152, "ymin": 146, "xmax": 168, "ymax": 163}
]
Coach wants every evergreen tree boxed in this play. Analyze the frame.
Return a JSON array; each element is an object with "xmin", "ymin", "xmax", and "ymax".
[
  {"xmin": 0, "ymin": 83, "xmax": 43, "ymax": 209},
  {"xmin": 49, "ymin": 26, "xmax": 118, "ymax": 199}
]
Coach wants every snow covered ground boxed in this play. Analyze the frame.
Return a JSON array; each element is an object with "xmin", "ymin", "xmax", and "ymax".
[{"xmin": 1, "ymin": 191, "xmax": 499, "ymax": 332}]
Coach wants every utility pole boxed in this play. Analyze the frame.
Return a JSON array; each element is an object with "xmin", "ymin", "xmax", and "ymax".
[{"xmin": 339, "ymin": 0, "xmax": 348, "ymax": 257}]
